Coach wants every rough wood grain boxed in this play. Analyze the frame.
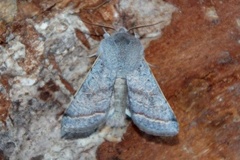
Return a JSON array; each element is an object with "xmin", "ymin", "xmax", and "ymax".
[{"xmin": 97, "ymin": 0, "xmax": 240, "ymax": 159}]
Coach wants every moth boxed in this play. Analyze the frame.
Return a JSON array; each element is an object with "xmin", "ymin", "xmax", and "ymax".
[{"xmin": 61, "ymin": 27, "xmax": 179, "ymax": 139}]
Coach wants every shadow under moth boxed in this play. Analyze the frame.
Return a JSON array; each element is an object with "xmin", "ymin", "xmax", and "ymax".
[{"xmin": 61, "ymin": 27, "xmax": 179, "ymax": 139}]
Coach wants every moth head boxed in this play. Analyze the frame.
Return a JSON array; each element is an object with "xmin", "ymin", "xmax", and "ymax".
[{"xmin": 117, "ymin": 27, "xmax": 128, "ymax": 33}]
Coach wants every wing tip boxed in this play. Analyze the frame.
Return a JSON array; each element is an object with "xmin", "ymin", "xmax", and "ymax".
[
  {"xmin": 61, "ymin": 128, "xmax": 96, "ymax": 139},
  {"xmin": 132, "ymin": 115, "xmax": 179, "ymax": 137},
  {"xmin": 61, "ymin": 117, "xmax": 98, "ymax": 139},
  {"xmin": 144, "ymin": 121, "xmax": 179, "ymax": 137}
]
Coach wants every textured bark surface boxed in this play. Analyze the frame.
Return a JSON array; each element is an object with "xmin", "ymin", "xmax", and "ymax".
[
  {"xmin": 98, "ymin": 0, "xmax": 240, "ymax": 159},
  {"xmin": 0, "ymin": 0, "xmax": 240, "ymax": 159}
]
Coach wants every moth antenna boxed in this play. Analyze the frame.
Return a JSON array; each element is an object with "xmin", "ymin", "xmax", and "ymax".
[
  {"xmin": 81, "ymin": 19, "xmax": 115, "ymax": 31},
  {"xmin": 128, "ymin": 21, "xmax": 164, "ymax": 32},
  {"xmin": 84, "ymin": 0, "xmax": 111, "ymax": 12}
]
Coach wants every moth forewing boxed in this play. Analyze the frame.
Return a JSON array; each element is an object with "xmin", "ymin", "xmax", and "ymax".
[
  {"xmin": 126, "ymin": 59, "xmax": 179, "ymax": 136},
  {"xmin": 61, "ymin": 56, "xmax": 117, "ymax": 139}
]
